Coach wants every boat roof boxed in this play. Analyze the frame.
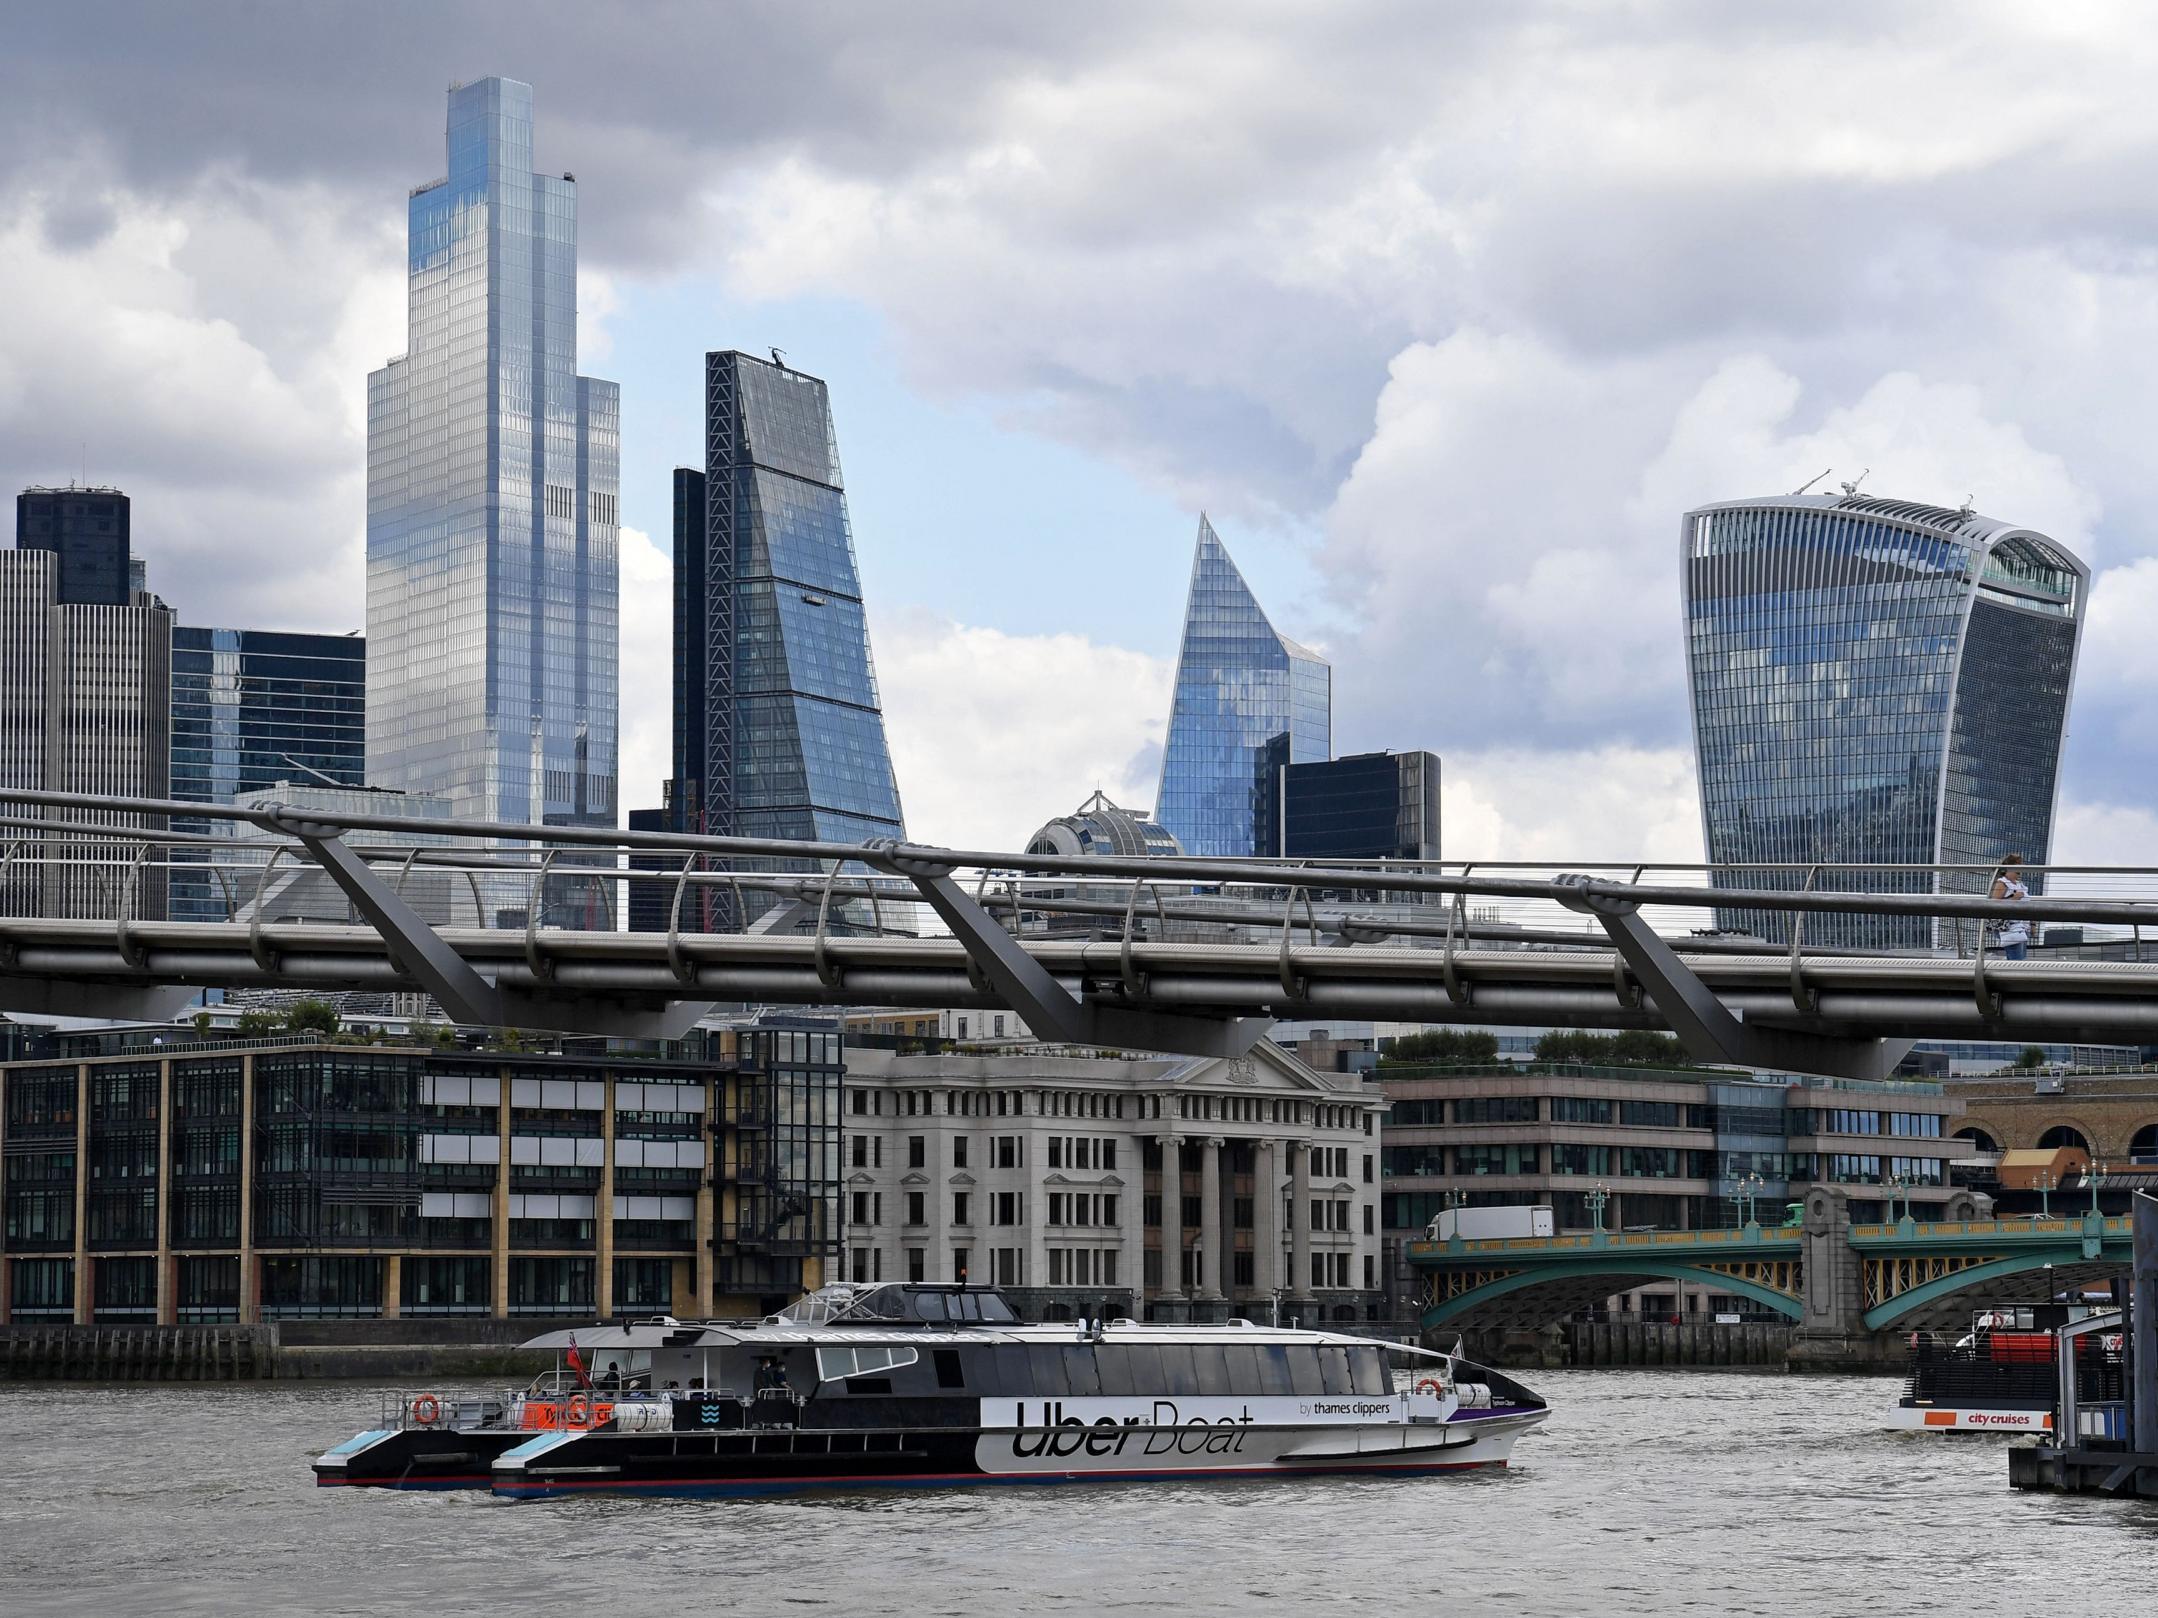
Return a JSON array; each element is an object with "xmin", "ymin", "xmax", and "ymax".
[{"xmin": 518, "ymin": 1317, "xmax": 1444, "ymax": 1357}]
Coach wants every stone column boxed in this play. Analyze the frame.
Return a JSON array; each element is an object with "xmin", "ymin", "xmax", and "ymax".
[
  {"xmin": 491, "ymin": 1064, "xmax": 512, "ymax": 1320},
  {"xmin": 239, "ymin": 1053, "xmax": 259, "ymax": 1325},
  {"xmin": 1253, "ymin": 1138, "xmax": 1282, "ymax": 1306},
  {"xmin": 596, "ymin": 1082, "xmax": 616, "ymax": 1318},
  {"xmin": 155, "ymin": 1058, "xmax": 174, "ymax": 1325},
  {"xmin": 1198, "ymin": 1136, "xmax": 1225, "ymax": 1302},
  {"xmin": 1157, "ymin": 1135, "xmax": 1185, "ymax": 1302},
  {"xmin": 1290, "ymin": 1138, "xmax": 1314, "ymax": 1313},
  {"xmin": 72, "ymin": 1063, "xmax": 90, "ymax": 1324}
]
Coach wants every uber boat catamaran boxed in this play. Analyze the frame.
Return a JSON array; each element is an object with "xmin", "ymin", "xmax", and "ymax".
[{"xmin": 314, "ymin": 1282, "xmax": 1549, "ymax": 1498}]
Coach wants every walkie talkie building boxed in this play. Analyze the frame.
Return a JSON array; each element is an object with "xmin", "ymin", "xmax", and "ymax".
[{"xmin": 1682, "ymin": 494, "xmax": 2087, "ymax": 949}]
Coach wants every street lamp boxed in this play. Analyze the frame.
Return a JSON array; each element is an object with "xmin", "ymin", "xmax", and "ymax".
[
  {"xmin": 1887, "ymin": 1174, "xmax": 1908, "ymax": 1224},
  {"xmin": 2035, "ymin": 1169, "xmax": 2053, "ymax": 1220},
  {"xmin": 1587, "ymin": 1183, "xmax": 1610, "ymax": 1235},
  {"xmin": 2088, "ymin": 1159, "xmax": 2104, "ymax": 1217},
  {"xmin": 1741, "ymin": 1171, "xmax": 1765, "ymax": 1228}
]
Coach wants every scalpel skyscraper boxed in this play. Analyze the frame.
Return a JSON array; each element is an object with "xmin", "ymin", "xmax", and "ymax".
[
  {"xmin": 366, "ymin": 78, "xmax": 619, "ymax": 921},
  {"xmin": 1682, "ymin": 493, "xmax": 2086, "ymax": 949}
]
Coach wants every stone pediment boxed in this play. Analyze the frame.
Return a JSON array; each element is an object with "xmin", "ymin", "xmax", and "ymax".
[
  {"xmin": 846, "ymin": 1171, "xmax": 878, "ymax": 1187},
  {"xmin": 948, "ymin": 1171, "xmax": 977, "ymax": 1187},
  {"xmin": 900, "ymin": 1170, "xmax": 931, "ymax": 1187},
  {"xmin": 1043, "ymin": 1171, "xmax": 1127, "ymax": 1189}
]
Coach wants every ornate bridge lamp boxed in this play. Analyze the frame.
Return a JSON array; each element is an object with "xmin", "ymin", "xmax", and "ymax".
[
  {"xmin": 1586, "ymin": 1182, "xmax": 1611, "ymax": 1243},
  {"xmin": 1887, "ymin": 1174, "xmax": 1909, "ymax": 1227},
  {"xmin": 2036, "ymin": 1169, "xmax": 2054, "ymax": 1221},
  {"xmin": 1739, "ymin": 1172, "xmax": 1764, "ymax": 1231}
]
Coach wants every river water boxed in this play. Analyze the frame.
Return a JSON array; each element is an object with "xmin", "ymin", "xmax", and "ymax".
[{"xmin": 2, "ymin": 1371, "xmax": 2152, "ymax": 1617}]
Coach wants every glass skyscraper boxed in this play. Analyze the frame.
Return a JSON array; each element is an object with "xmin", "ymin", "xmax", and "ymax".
[
  {"xmin": 169, "ymin": 628, "xmax": 367, "ymax": 921},
  {"xmin": 366, "ymin": 79, "xmax": 618, "ymax": 897},
  {"xmin": 676, "ymin": 351, "xmax": 905, "ymax": 845},
  {"xmin": 1155, "ymin": 517, "xmax": 1331, "ymax": 858},
  {"xmin": 1683, "ymin": 494, "xmax": 2087, "ymax": 949}
]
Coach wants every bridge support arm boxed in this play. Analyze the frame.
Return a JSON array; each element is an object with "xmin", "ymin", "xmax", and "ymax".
[
  {"xmin": 260, "ymin": 807, "xmax": 506, "ymax": 1028},
  {"xmin": 1555, "ymin": 875, "xmax": 1913, "ymax": 1082},
  {"xmin": 869, "ymin": 843, "xmax": 1266, "ymax": 1059}
]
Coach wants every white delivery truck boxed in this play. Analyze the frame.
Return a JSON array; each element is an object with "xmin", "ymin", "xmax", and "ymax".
[{"xmin": 1428, "ymin": 1205, "xmax": 1555, "ymax": 1241}]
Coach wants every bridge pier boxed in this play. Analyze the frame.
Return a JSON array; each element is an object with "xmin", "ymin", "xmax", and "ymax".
[{"xmin": 1784, "ymin": 1186, "xmax": 1896, "ymax": 1370}]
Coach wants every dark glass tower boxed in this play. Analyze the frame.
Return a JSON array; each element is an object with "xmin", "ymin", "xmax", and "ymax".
[
  {"xmin": 1259, "ymin": 750, "xmax": 1441, "ymax": 862},
  {"xmin": 679, "ymin": 352, "xmax": 904, "ymax": 845},
  {"xmin": 169, "ymin": 628, "xmax": 368, "ymax": 921},
  {"xmin": 16, "ymin": 487, "xmax": 131, "ymax": 606},
  {"xmin": 1683, "ymin": 494, "xmax": 2087, "ymax": 948}
]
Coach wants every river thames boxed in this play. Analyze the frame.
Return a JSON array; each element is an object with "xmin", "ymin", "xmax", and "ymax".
[{"xmin": 2, "ymin": 1370, "xmax": 2153, "ymax": 1616}]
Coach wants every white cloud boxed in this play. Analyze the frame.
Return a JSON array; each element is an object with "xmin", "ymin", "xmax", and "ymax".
[
  {"xmin": 874, "ymin": 610, "xmax": 1172, "ymax": 850},
  {"xmin": 1440, "ymin": 746, "xmax": 1703, "ymax": 865}
]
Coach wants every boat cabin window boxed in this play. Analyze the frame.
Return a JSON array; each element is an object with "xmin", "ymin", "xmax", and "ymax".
[
  {"xmin": 934, "ymin": 1349, "xmax": 966, "ymax": 1389},
  {"xmin": 816, "ymin": 1344, "xmax": 920, "ymax": 1383}
]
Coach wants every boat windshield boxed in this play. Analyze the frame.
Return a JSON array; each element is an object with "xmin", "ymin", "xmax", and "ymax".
[{"xmin": 777, "ymin": 1283, "xmax": 1020, "ymax": 1326}]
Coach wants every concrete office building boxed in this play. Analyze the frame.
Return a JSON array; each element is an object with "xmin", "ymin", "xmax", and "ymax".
[
  {"xmin": 1683, "ymin": 493, "xmax": 2086, "ymax": 948},
  {"xmin": 0, "ymin": 525, "xmax": 172, "ymax": 920},
  {"xmin": 839, "ymin": 1042, "xmax": 1387, "ymax": 1324},
  {"xmin": 1375, "ymin": 1059, "xmax": 1965, "ymax": 1315},
  {"xmin": 0, "ymin": 1024, "xmax": 842, "ymax": 1326}
]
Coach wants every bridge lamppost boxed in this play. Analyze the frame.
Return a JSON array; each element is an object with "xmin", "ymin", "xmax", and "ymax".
[
  {"xmin": 1741, "ymin": 1172, "xmax": 1764, "ymax": 1230},
  {"xmin": 2088, "ymin": 1159, "xmax": 2104, "ymax": 1218},
  {"xmin": 1586, "ymin": 1183, "xmax": 1610, "ymax": 1236},
  {"xmin": 2036, "ymin": 1170, "xmax": 2053, "ymax": 1220},
  {"xmin": 1887, "ymin": 1174, "xmax": 1908, "ymax": 1225}
]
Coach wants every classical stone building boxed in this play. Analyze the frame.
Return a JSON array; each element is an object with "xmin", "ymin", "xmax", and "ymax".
[{"xmin": 840, "ymin": 1042, "xmax": 1387, "ymax": 1324}]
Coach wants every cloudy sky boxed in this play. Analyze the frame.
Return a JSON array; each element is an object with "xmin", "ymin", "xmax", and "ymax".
[{"xmin": 7, "ymin": 0, "xmax": 2158, "ymax": 860}]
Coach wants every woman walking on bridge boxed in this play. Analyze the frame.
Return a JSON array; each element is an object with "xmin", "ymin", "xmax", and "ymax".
[{"xmin": 1991, "ymin": 853, "xmax": 2031, "ymax": 961}]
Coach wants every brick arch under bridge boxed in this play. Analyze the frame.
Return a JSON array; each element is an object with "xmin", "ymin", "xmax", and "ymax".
[{"xmin": 1953, "ymin": 1101, "xmax": 2158, "ymax": 1160}]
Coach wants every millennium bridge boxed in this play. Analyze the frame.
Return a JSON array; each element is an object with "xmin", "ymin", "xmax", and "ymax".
[{"xmin": 6, "ymin": 789, "xmax": 2158, "ymax": 1091}]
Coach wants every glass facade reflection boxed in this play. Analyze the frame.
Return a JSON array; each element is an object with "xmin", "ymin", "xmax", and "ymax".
[
  {"xmin": 674, "ymin": 353, "xmax": 904, "ymax": 855},
  {"xmin": 1156, "ymin": 517, "xmax": 1331, "ymax": 857},
  {"xmin": 1683, "ymin": 495, "xmax": 2086, "ymax": 948},
  {"xmin": 366, "ymin": 79, "xmax": 618, "ymax": 905},
  {"xmin": 170, "ymin": 628, "xmax": 366, "ymax": 921}
]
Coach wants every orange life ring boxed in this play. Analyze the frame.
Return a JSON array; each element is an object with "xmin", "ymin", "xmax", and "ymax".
[
  {"xmin": 565, "ymin": 1394, "xmax": 591, "ymax": 1427},
  {"xmin": 411, "ymin": 1393, "xmax": 441, "ymax": 1426},
  {"xmin": 1413, "ymin": 1377, "xmax": 1445, "ymax": 1397}
]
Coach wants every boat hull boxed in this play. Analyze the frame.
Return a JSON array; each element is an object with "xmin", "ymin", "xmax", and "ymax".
[
  {"xmin": 491, "ymin": 1409, "xmax": 1546, "ymax": 1500},
  {"xmin": 313, "ymin": 1425, "xmax": 531, "ymax": 1489},
  {"xmin": 1886, "ymin": 1404, "xmax": 2053, "ymax": 1434}
]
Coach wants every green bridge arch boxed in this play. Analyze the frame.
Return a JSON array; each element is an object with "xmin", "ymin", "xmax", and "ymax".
[
  {"xmin": 1859, "ymin": 1250, "xmax": 2117, "ymax": 1331},
  {"xmin": 1421, "ymin": 1258, "xmax": 1803, "ymax": 1331}
]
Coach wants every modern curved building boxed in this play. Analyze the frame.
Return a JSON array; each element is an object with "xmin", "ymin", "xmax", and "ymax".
[
  {"xmin": 1156, "ymin": 517, "xmax": 1331, "ymax": 858},
  {"xmin": 1682, "ymin": 493, "xmax": 2087, "ymax": 949},
  {"xmin": 1017, "ymin": 791, "xmax": 1182, "ymax": 938}
]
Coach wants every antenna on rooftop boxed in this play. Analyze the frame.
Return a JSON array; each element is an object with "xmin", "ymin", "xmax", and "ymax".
[
  {"xmin": 1839, "ymin": 469, "xmax": 1871, "ymax": 496},
  {"xmin": 1791, "ymin": 468, "xmax": 1832, "ymax": 496},
  {"xmin": 770, "ymin": 347, "xmax": 786, "ymax": 369},
  {"xmin": 279, "ymin": 754, "xmax": 345, "ymax": 789},
  {"xmin": 1957, "ymin": 494, "xmax": 1976, "ymax": 520}
]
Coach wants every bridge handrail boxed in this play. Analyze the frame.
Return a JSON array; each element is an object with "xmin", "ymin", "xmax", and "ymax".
[{"xmin": 1408, "ymin": 1213, "xmax": 2134, "ymax": 1263}]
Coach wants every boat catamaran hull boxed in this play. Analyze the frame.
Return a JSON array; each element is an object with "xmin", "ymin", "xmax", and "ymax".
[{"xmin": 315, "ymin": 1284, "xmax": 1549, "ymax": 1499}]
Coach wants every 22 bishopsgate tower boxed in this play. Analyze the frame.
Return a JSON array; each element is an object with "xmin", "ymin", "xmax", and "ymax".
[
  {"xmin": 1683, "ymin": 493, "xmax": 2087, "ymax": 949},
  {"xmin": 366, "ymin": 80, "xmax": 619, "ymax": 890}
]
